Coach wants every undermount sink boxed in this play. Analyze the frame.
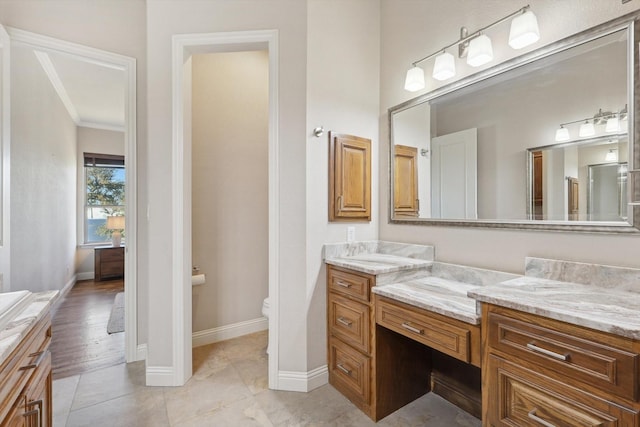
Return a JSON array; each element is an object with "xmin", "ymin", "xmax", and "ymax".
[{"xmin": 0, "ymin": 290, "xmax": 33, "ymax": 332}]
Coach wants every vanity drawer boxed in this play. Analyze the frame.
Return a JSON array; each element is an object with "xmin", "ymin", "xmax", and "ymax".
[
  {"xmin": 376, "ymin": 296, "xmax": 471, "ymax": 364},
  {"xmin": 488, "ymin": 310, "xmax": 639, "ymax": 402},
  {"xmin": 327, "ymin": 266, "xmax": 372, "ymax": 302},
  {"xmin": 328, "ymin": 337, "xmax": 370, "ymax": 406},
  {"xmin": 328, "ymin": 293, "xmax": 370, "ymax": 353},
  {"xmin": 486, "ymin": 354, "xmax": 639, "ymax": 427}
]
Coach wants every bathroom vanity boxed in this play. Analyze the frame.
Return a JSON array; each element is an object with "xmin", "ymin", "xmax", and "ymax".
[
  {"xmin": 325, "ymin": 243, "xmax": 640, "ymax": 426},
  {"xmin": 0, "ymin": 291, "xmax": 57, "ymax": 426}
]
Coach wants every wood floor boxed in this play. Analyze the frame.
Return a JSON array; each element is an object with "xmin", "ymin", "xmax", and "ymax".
[{"xmin": 50, "ymin": 279, "xmax": 125, "ymax": 379}]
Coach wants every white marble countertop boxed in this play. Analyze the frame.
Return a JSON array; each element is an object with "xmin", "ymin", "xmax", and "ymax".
[
  {"xmin": 468, "ymin": 277, "xmax": 640, "ymax": 340},
  {"xmin": 373, "ymin": 277, "xmax": 481, "ymax": 325},
  {"xmin": 325, "ymin": 253, "xmax": 432, "ymax": 275},
  {"xmin": 0, "ymin": 290, "xmax": 58, "ymax": 366}
]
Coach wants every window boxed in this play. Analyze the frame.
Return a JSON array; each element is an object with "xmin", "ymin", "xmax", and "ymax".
[{"xmin": 84, "ymin": 153, "xmax": 125, "ymax": 244}]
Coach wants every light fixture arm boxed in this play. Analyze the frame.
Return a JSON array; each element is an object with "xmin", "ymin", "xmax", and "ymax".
[{"xmin": 410, "ymin": 5, "xmax": 531, "ymax": 67}]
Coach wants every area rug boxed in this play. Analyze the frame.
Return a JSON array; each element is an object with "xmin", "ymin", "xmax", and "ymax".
[{"xmin": 107, "ymin": 292, "xmax": 125, "ymax": 334}]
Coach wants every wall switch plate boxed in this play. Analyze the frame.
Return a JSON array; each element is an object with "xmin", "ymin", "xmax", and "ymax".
[{"xmin": 347, "ymin": 226, "xmax": 355, "ymax": 242}]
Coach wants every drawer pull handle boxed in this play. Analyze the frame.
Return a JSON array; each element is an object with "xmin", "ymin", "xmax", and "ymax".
[
  {"xmin": 526, "ymin": 343, "xmax": 569, "ymax": 361},
  {"xmin": 20, "ymin": 350, "xmax": 47, "ymax": 371},
  {"xmin": 336, "ymin": 363, "xmax": 351, "ymax": 376},
  {"xmin": 337, "ymin": 317, "xmax": 353, "ymax": 327},
  {"xmin": 401, "ymin": 322, "xmax": 424, "ymax": 335},
  {"xmin": 528, "ymin": 408, "xmax": 557, "ymax": 427},
  {"xmin": 336, "ymin": 281, "xmax": 352, "ymax": 288},
  {"xmin": 24, "ymin": 399, "xmax": 43, "ymax": 427}
]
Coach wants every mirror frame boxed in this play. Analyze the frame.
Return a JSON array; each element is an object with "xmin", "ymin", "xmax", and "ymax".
[{"xmin": 389, "ymin": 11, "xmax": 640, "ymax": 234}]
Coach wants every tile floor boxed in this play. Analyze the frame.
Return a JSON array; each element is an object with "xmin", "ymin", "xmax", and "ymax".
[{"xmin": 53, "ymin": 331, "xmax": 481, "ymax": 426}]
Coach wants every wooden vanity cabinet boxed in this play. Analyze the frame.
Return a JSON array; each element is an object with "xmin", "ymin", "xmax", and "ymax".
[
  {"xmin": 327, "ymin": 265, "xmax": 431, "ymax": 421},
  {"xmin": 0, "ymin": 313, "xmax": 53, "ymax": 427},
  {"xmin": 482, "ymin": 304, "xmax": 640, "ymax": 426}
]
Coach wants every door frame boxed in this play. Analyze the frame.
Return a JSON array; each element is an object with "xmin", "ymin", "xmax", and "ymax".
[
  {"xmin": 8, "ymin": 28, "xmax": 139, "ymax": 362},
  {"xmin": 171, "ymin": 30, "xmax": 279, "ymax": 386}
]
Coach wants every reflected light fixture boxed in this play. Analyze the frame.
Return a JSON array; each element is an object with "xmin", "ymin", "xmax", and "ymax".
[
  {"xmin": 508, "ymin": 10, "xmax": 540, "ymax": 49},
  {"xmin": 605, "ymin": 148, "xmax": 618, "ymax": 162},
  {"xmin": 432, "ymin": 52, "xmax": 456, "ymax": 81},
  {"xmin": 467, "ymin": 34, "xmax": 494, "ymax": 67},
  {"xmin": 403, "ymin": 5, "xmax": 539, "ymax": 91},
  {"xmin": 555, "ymin": 125, "xmax": 570, "ymax": 142},
  {"xmin": 605, "ymin": 115, "xmax": 619, "ymax": 132},
  {"xmin": 404, "ymin": 65, "xmax": 425, "ymax": 92},
  {"xmin": 578, "ymin": 120, "xmax": 595, "ymax": 138}
]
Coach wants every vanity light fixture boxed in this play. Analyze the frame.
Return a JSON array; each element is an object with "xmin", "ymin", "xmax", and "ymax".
[
  {"xmin": 555, "ymin": 125, "xmax": 570, "ymax": 142},
  {"xmin": 403, "ymin": 5, "xmax": 539, "ymax": 91},
  {"xmin": 605, "ymin": 148, "xmax": 618, "ymax": 162},
  {"xmin": 579, "ymin": 120, "xmax": 596, "ymax": 138},
  {"xmin": 605, "ymin": 115, "xmax": 620, "ymax": 132}
]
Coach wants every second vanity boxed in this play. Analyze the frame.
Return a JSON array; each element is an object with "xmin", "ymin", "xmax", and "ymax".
[{"xmin": 324, "ymin": 241, "xmax": 640, "ymax": 426}]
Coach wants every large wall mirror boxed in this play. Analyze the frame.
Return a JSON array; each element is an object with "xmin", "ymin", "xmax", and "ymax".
[{"xmin": 389, "ymin": 12, "xmax": 640, "ymax": 233}]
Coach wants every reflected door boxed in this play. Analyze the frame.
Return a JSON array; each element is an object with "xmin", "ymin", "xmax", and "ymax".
[
  {"xmin": 394, "ymin": 145, "xmax": 419, "ymax": 217},
  {"xmin": 431, "ymin": 128, "xmax": 478, "ymax": 219},
  {"xmin": 588, "ymin": 163, "xmax": 628, "ymax": 221}
]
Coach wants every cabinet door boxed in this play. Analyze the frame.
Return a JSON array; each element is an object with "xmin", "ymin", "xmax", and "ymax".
[
  {"xmin": 329, "ymin": 132, "xmax": 371, "ymax": 221},
  {"xmin": 394, "ymin": 145, "xmax": 419, "ymax": 217}
]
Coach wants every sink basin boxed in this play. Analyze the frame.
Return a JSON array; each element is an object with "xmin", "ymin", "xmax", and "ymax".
[{"xmin": 0, "ymin": 290, "xmax": 33, "ymax": 332}]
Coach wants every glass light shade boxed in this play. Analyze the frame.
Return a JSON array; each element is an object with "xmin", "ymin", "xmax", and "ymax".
[
  {"xmin": 605, "ymin": 116, "xmax": 620, "ymax": 132},
  {"xmin": 508, "ymin": 10, "xmax": 540, "ymax": 49},
  {"xmin": 605, "ymin": 149, "xmax": 617, "ymax": 162},
  {"xmin": 555, "ymin": 126, "xmax": 570, "ymax": 142},
  {"xmin": 432, "ymin": 52, "xmax": 456, "ymax": 81},
  {"xmin": 467, "ymin": 34, "xmax": 493, "ymax": 67},
  {"xmin": 404, "ymin": 66, "xmax": 425, "ymax": 92},
  {"xmin": 578, "ymin": 121, "xmax": 595, "ymax": 137}
]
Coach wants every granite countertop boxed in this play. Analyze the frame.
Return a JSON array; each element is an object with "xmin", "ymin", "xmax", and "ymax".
[
  {"xmin": 325, "ymin": 253, "xmax": 432, "ymax": 275},
  {"xmin": 373, "ymin": 277, "xmax": 481, "ymax": 325},
  {"xmin": 0, "ymin": 290, "xmax": 58, "ymax": 365},
  {"xmin": 468, "ymin": 277, "xmax": 640, "ymax": 340}
]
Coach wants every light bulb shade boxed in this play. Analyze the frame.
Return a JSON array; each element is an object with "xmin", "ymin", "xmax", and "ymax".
[
  {"xmin": 578, "ymin": 121, "xmax": 595, "ymax": 137},
  {"xmin": 509, "ymin": 10, "xmax": 540, "ymax": 49},
  {"xmin": 605, "ymin": 149, "xmax": 617, "ymax": 162},
  {"xmin": 106, "ymin": 215, "xmax": 125, "ymax": 230},
  {"xmin": 555, "ymin": 126, "xmax": 570, "ymax": 142},
  {"xmin": 467, "ymin": 34, "xmax": 493, "ymax": 67},
  {"xmin": 432, "ymin": 52, "xmax": 456, "ymax": 81},
  {"xmin": 605, "ymin": 116, "xmax": 620, "ymax": 132},
  {"xmin": 404, "ymin": 66, "xmax": 425, "ymax": 92}
]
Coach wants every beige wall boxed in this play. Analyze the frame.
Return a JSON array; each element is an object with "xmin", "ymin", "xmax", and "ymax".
[
  {"xmin": 10, "ymin": 43, "xmax": 77, "ymax": 292},
  {"xmin": 380, "ymin": 0, "xmax": 640, "ymax": 274},
  {"xmin": 191, "ymin": 51, "xmax": 268, "ymax": 333},
  {"xmin": 75, "ymin": 127, "xmax": 125, "ymax": 276}
]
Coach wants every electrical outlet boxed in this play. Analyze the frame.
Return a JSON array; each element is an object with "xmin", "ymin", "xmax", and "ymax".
[{"xmin": 347, "ymin": 226, "xmax": 355, "ymax": 243}]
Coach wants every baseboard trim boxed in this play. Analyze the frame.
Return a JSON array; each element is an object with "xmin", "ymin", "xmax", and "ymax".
[
  {"xmin": 146, "ymin": 366, "xmax": 175, "ymax": 387},
  {"xmin": 277, "ymin": 365, "xmax": 328, "ymax": 392},
  {"xmin": 76, "ymin": 271, "xmax": 94, "ymax": 281},
  {"xmin": 136, "ymin": 344, "xmax": 147, "ymax": 361},
  {"xmin": 192, "ymin": 317, "xmax": 268, "ymax": 348}
]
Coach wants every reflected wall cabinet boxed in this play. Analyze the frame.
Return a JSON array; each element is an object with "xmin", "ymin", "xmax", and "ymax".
[{"xmin": 329, "ymin": 132, "xmax": 371, "ymax": 222}]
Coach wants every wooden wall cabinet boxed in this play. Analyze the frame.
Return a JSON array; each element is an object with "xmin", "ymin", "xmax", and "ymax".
[
  {"xmin": 482, "ymin": 304, "xmax": 640, "ymax": 426},
  {"xmin": 94, "ymin": 246, "xmax": 125, "ymax": 281},
  {"xmin": 328, "ymin": 132, "xmax": 371, "ymax": 221},
  {"xmin": 1, "ymin": 313, "xmax": 53, "ymax": 427}
]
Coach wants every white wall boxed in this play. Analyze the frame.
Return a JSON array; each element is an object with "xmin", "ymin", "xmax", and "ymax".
[
  {"xmin": 10, "ymin": 43, "xmax": 76, "ymax": 292},
  {"xmin": 191, "ymin": 51, "xmax": 268, "ymax": 333},
  {"xmin": 75, "ymin": 126, "xmax": 125, "ymax": 276},
  {"xmin": 380, "ymin": 1, "xmax": 640, "ymax": 274},
  {"xmin": 306, "ymin": 0, "xmax": 380, "ymax": 370}
]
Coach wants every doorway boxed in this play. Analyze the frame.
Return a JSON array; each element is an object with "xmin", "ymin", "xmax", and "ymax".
[
  {"xmin": 172, "ymin": 30, "xmax": 279, "ymax": 387},
  {"xmin": 5, "ymin": 28, "xmax": 138, "ymax": 363}
]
